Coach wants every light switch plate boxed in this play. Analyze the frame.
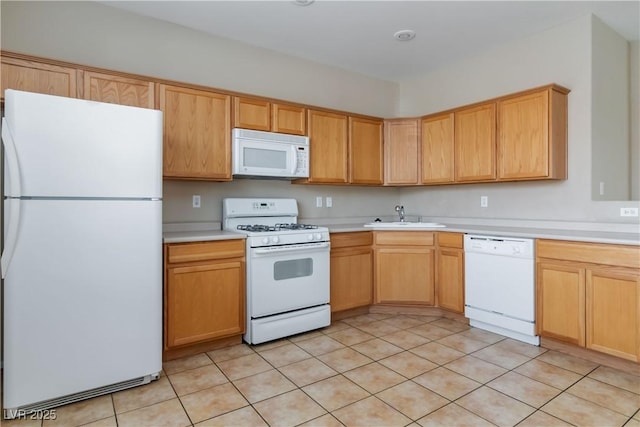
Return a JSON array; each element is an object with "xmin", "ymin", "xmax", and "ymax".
[
  {"xmin": 192, "ymin": 195, "xmax": 201, "ymax": 208},
  {"xmin": 480, "ymin": 196, "xmax": 488, "ymax": 208},
  {"xmin": 316, "ymin": 196, "xmax": 323, "ymax": 208}
]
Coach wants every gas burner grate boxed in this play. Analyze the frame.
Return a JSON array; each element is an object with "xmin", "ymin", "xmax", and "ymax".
[{"xmin": 236, "ymin": 223, "xmax": 319, "ymax": 232}]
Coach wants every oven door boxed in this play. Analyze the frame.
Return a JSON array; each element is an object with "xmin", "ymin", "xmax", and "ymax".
[{"xmin": 248, "ymin": 242, "xmax": 330, "ymax": 318}]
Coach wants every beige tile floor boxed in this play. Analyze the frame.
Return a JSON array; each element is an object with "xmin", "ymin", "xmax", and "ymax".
[{"xmin": 3, "ymin": 313, "xmax": 640, "ymax": 427}]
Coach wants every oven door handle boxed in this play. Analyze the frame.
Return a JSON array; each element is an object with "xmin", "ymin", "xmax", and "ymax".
[{"xmin": 252, "ymin": 242, "xmax": 330, "ymax": 255}]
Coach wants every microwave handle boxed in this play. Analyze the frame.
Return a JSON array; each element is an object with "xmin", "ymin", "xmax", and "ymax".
[{"xmin": 290, "ymin": 145, "xmax": 298, "ymax": 175}]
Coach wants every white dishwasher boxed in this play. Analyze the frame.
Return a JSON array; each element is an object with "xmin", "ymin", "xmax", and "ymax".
[{"xmin": 464, "ymin": 235, "xmax": 539, "ymax": 345}]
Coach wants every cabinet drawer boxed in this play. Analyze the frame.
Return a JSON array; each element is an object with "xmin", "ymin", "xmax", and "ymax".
[
  {"xmin": 537, "ymin": 240, "xmax": 640, "ymax": 269},
  {"xmin": 331, "ymin": 232, "xmax": 373, "ymax": 249},
  {"xmin": 167, "ymin": 240, "xmax": 245, "ymax": 264},
  {"xmin": 437, "ymin": 232, "xmax": 463, "ymax": 248},
  {"xmin": 374, "ymin": 231, "xmax": 434, "ymax": 246}
]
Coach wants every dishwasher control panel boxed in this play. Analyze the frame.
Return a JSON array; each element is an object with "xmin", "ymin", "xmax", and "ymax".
[{"xmin": 464, "ymin": 235, "xmax": 534, "ymax": 258}]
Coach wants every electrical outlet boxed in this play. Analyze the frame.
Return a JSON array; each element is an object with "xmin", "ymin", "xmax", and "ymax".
[
  {"xmin": 620, "ymin": 207, "xmax": 639, "ymax": 217},
  {"xmin": 316, "ymin": 196, "xmax": 323, "ymax": 208},
  {"xmin": 480, "ymin": 196, "xmax": 488, "ymax": 208},
  {"xmin": 326, "ymin": 197, "xmax": 333, "ymax": 208},
  {"xmin": 599, "ymin": 182, "xmax": 605, "ymax": 196},
  {"xmin": 192, "ymin": 194, "xmax": 201, "ymax": 208}
]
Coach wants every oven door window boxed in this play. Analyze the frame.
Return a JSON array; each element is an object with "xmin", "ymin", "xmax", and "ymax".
[{"xmin": 274, "ymin": 258, "xmax": 313, "ymax": 281}]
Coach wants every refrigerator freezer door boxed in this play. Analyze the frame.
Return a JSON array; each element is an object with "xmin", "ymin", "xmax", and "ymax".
[
  {"xmin": 2, "ymin": 90, "xmax": 162, "ymax": 199},
  {"xmin": 2, "ymin": 199, "xmax": 162, "ymax": 409}
]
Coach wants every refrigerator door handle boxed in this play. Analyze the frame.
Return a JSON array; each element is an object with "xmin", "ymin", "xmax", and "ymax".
[{"xmin": 2, "ymin": 120, "xmax": 22, "ymax": 278}]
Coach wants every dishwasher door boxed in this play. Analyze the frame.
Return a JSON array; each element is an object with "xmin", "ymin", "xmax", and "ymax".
[{"xmin": 464, "ymin": 235, "xmax": 538, "ymax": 344}]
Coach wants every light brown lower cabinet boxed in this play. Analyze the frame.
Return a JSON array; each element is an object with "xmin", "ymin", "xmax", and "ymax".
[
  {"xmin": 436, "ymin": 232, "xmax": 465, "ymax": 313},
  {"xmin": 164, "ymin": 240, "xmax": 245, "ymax": 353},
  {"xmin": 330, "ymin": 232, "xmax": 373, "ymax": 312},
  {"xmin": 374, "ymin": 231, "xmax": 435, "ymax": 305},
  {"xmin": 536, "ymin": 240, "xmax": 640, "ymax": 362}
]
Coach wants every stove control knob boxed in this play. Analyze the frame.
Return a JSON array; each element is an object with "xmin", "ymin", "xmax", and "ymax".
[
  {"xmin": 308, "ymin": 234, "xmax": 314, "ymax": 241},
  {"xmin": 272, "ymin": 236, "xmax": 280, "ymax": 244},
  {"xmin": 314, "ymin": 233, "xmax": 322, "ymax": 240},
  {"xmin": 262, "ymin": 237, "xmax": 270, "ymax": 244}
]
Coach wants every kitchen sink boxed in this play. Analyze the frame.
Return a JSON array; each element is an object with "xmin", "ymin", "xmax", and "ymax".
[{"xmin": 364, "ymin": 222, "xmax": 446, "ymax": 229}]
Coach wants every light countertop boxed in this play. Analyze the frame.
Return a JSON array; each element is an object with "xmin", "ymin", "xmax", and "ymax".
[{"xmin": 327, "ymin": 223, "xmax": 640, "ymax": 246}]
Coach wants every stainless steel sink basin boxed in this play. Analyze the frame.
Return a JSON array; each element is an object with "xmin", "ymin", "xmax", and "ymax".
[{"xmin": 364, "ymin": 222, "xmax": 446, "ymax": 229}]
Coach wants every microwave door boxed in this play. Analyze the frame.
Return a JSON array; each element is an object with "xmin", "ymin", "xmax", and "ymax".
[{"xmin": 235, "ymin": 140, "xmax": 293, "ymax": 177}]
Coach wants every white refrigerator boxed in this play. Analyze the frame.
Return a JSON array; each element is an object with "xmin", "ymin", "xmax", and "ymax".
[{"xmin": 1, "ymin": 89, "xmax": 163, "ymax": 416}]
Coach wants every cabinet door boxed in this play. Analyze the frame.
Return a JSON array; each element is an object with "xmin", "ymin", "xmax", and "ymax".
[
  {"xmin": 436, "ymin": 247, "xmax": 464, "ymax": 313},
  {"xmin": 498, "ymin": 90, "xmax": 549, "ymax": 179},
  {"xmin": 384, "ymin": 119, "xmax": 419, "ymax": 185},
  {"xmin": 160, "ymin": 84, "xmax": 232, "ymax": 180},
  {"xmin": 82, "ymin": 71, "xmax": 154, "ymax": 108},
  {"xmin": 272, "ymin": 103, "xmax": 306, "ymax": 135},
  {"xmin": 586, "ymin": 268, "xmax": 640, "ymax": 362},
  {"xmin": 233, "ymin": 96, "xmax": 271, "ymax": 131},
  {"xmin": 375, "ymin": 247, "xmax": 435, "ymax": 305},
  {"xmin": 454, "ymin": 103, "xmax": 496, "ymax": 182},
  {"xmin": 307, "ymin": 110, "xmax": 348, "ymax": 183},
  {"xmin": 349, "ymin": 117, "xmax": 383, "ymax": 185},
  {"xmin": 330, "ymin": 247, "xmax": 373, "ymax": 312},
  {"xmin": 166, "ymin": 260, "xmax": 245, "ymax": 348},
  {"xmin": 536, "ymin": 262, "xmax": 585, "ymax": 346},
  {"xmin": 422, "ymin": 113, "xmax": 455, "ymax": 184},
  {"xmin": 1, "ymin": 56, "xmax": 76, "ymax": 100}
]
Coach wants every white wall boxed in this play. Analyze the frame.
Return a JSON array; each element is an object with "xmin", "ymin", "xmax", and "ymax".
[
  {"xmin": 397, "ymin": 15, "xmax": 640, "ymax": 223},
  {"xmin": 631, "ymin": 41, "xmax": 640, "ymax": 201},
  {"xmin": 591, "ymin": 17, "xmax": 630, "ymax": 201}
]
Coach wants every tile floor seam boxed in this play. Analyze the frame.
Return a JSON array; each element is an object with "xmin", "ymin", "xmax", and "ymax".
[{"xmin": 563, "ymin": 381, "xmax": 640, "ymax": 418}]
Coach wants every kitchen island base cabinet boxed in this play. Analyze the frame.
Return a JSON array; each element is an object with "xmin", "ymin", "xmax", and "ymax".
[
  {"xmin": 536, "ymin": 240, "xmax": 640, "ymax": 362},
  {"xmin": 374, "ymin": 232, "xmax": 435, "ymax": 305},
  {"xmin": 330, "ymin": 232, "xmax": 373, "ymax": 312},
  {"xmin": 164, "ymin": 240, "xmax": 245, "ymax": 361}
]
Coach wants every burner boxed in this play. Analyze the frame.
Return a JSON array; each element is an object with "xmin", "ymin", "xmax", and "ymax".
[
  {"xmin": 237, "ymin": 223, "xmax": 319, "ymax": 232},
  {"xmin": 275, "ymin": 223, "xmax": 318, "ymax": 230}
]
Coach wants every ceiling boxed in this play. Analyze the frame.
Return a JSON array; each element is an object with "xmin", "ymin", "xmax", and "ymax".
[{"xmin": 102, "ymin": 1, "xmax": 639, "ymax": 82}]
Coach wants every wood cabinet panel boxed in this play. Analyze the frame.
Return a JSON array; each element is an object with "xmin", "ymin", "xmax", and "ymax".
[
  {"xmin": 536, "ymin": 262, "xmax": 586, "ymax": 346},
  {"xmin": 437, "ymin": 231, "xmax": 463, "ymax": 249},
  {"xmin": 421, "ymin": 113, "xmax": 455, "ymax": 184},
  {"xmin": 1, "ymin": 56, "xmax": 76, "ymax": 100},
  {"xmin": 498, "ymin": 86, "xmax": 568, "ymax": 181},
  {"xmin": 307, "ymin": 109, "xmax": 348, "ymax": 183},
  {"xmin": 537, "ymin": 240, "xmax": 640, "ymax": 269},
  {"xmin": 454, "ymin": 103, "xmax": 496, "ymax": 182},
  {"xmin": 167, "ymin": 240, "xmax": 245, "ymax": 264},
  {"xmin": 331, "ymin": 246, "xmax": 373, "ymax": 312},
  {"xmin": 233, "ymin": 96, "xmax": 271, "ymax": 131},
  {"xmin": 436, "ymin": 247, "xmax": 464, "ymax": 313},
  {"xmin": 384, "ymin": 119, "xmax": 420, "ymax": 185},
  {"xmin": 167, "ymin": 260, "xmax": 244, "ymax": 347},
  {"xmin": 160, "ymin": 84, "xmax": 232, "ymax": 180},
  {"xmin": 375, "ymin": 247, "xmax": 435, "ymax": 305},
  {"xmin": 272, "ymin": 103, "xmax": 306, "ymax": 135},
  {"xmin": 374, "ymin": 231, "xmax": 434, "ymax": 246},
  {"xmin": 82, "ymin": 71, "xmax": 154, "ymax": 108},
  {"xmin": 331, "ymin": 232, "xmax": 372, "ymax": 249},
  {"xmin": 349, "ymin": 117, "xmax": 384, "ymax": 184},
  {"xmin": 586, "ymin": 268, "xmax": 640, "ymax": 361}
]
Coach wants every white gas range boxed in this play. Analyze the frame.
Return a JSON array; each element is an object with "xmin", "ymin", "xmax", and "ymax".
[{"xmin": 223, "ymin": 198, "xmax": 331, "ymax": 345}]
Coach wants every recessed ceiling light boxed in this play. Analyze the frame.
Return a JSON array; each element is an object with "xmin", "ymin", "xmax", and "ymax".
[
  {"xmin": 394, "ymin": 30, "xmax": 416, "ymax": 41},
  {"xmin": 292, "ymin": 0, "xmax": 315, "ymax": 6}
]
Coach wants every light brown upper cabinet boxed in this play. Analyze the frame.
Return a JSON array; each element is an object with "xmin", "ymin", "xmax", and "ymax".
[
  {"xmin": 306, "ymin": 109, "xmax": 349, "ymax": 183},
  {"xmin": 349, "ymin": 117, "xmax": 384, "ymax": 185},
  {"xmin": 421, "ymin": 113, "xmax": 455, "ymax": 184},
  {"xmin": 160, "ymin": 84, "xmax": 232, "ymax": 180},
  {"xmin": 384, "ymin": 119, "xmax": 420, "ymax": 185},
  {"xmin": 1, "ymin": 56, "xmax": 76, "ymax": 101},
  {"xmin": 497, "ymin": 85, "xmax": 568, "ymax": 180},
  {"xmin": 454, "ymin": 102, "xmax": 496, "ymax": 182},
  {"xmin": 82, "ymin": 71, "xmax": 154, "ymax": 109},
  {"xmin": 233, "ymin": 96, "xmax": 306, "ymax": 135}
]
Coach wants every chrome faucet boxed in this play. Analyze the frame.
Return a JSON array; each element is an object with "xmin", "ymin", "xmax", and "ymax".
[{"xmin": 394, "ymin": 205, "xmax": 405, "ymax": 222}]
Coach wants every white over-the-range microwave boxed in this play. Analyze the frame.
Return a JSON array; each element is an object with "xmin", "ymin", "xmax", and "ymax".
[{"xmin": 232, "ymin": 128, "xmax": 309, "ymax": 179}]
